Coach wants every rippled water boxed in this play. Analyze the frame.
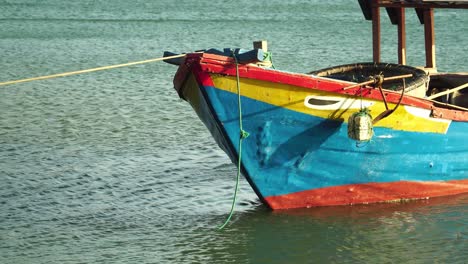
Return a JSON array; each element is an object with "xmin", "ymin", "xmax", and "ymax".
[{"xmin": 1, "ymin": 1, "xmax": 467, "ymax": 263}]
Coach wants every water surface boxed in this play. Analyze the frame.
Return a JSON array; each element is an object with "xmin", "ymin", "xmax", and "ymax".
[{"xmin": 1, "ymin": 0, "xmax": 467, "ymax": 263}]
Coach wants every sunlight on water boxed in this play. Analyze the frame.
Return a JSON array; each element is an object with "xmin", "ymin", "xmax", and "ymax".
[{"xmin": 0, "ymin": 0, "xmax": 467, "ymax": 263}]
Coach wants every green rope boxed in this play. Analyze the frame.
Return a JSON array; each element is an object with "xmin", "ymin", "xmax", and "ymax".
[
  {"xmin": 263, "ymin": 51, "xmax": 275, "ymax": 69},
  {"xmin": 218, "ymin": 54, "xmax": 249, "ymax": 230}
]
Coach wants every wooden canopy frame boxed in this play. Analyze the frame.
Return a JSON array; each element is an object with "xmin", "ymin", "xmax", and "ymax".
[{"xmin": 358, "ymin": 0, "xmax": 468, "ymax": 71}]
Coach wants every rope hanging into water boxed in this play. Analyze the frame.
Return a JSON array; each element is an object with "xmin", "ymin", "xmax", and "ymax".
[
  {"xmin": 0, "ymin": 53, "xmax": 188, "ymax": 87},
  {"xmin": 218, "ymin": 54, "xmax": 249, "ymax": 230}
]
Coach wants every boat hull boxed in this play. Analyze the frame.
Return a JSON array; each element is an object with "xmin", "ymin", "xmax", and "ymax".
[
  {"xmin": 265, "ymin": 180, "xmax": 468, "ymax": 209},
  {"xmin": 174, "ymin": 54, "xmax": 468, "ymax": 210}
]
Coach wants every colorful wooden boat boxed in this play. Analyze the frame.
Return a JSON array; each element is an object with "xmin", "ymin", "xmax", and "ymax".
[{"xmin": 166, "ymin": 0, "xmax": 468, "ymax": 209}]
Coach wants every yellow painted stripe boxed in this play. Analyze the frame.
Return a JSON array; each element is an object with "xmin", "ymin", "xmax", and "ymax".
[{"xmin": 210, "ymin": 74, "xmax": 450, "ymax": 134}]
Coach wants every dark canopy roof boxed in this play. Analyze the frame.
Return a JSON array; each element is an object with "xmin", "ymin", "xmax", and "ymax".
[{"xmin": 359, "ymin": 0, "xmax": 468, "ymax": 20}]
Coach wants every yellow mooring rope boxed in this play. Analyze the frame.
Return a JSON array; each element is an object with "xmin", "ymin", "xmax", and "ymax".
[
  {"xmin": 0, "ymin": 53, "xmax": 188, "ymax": 87},
  {"xmin": 2, "ymin": 50, "xmax": 248, "ymax": 229}
]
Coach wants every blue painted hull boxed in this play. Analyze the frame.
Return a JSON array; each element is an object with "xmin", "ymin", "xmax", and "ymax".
[
  {"xmin": 201, "ymin": 84, "xmax": 467, "ymax": 195},
  {"xmin": 178, "ymin": 68, "xmax": 468, "ymax": 208}
]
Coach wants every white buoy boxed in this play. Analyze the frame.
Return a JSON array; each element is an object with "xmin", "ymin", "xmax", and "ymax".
[{"xmin": 348, "ymin": 109, "xmax": 373, "ymax": 142}]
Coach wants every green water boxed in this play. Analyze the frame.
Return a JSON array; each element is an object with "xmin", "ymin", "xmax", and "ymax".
[{"xmin": 0, "ymin": 0, "xmax": 467, "ymax": 263}]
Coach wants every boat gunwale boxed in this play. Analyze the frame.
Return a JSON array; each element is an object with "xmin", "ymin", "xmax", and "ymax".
[{"xmin": 176, "ymin": 52, "xmax": 468, "ymax": 122}]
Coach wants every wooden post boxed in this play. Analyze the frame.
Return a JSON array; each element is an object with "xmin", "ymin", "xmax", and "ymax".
[
  {"xmin": 423, "ymin": 9, "xmax": 436, "ymax": 69},
  {"xmin": 253, "ymin": 40, "xmax": 272, "ymax": 67},
  {"xmin": 397, "ymin": 8, "xmax": 406, "ymax": 65},
  {"xmin": 372, "ymin": 0, "xmax": 381, "ymax": 63},
  {"xmin": 253, "ymin": 40, "xmax": 268, "ymax": 52}
]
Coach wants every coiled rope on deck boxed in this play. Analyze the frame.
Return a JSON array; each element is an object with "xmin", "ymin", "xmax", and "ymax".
[
  {"xmin": 218, "ymin": 54, "xmax": 249, "ymax": 230},
  {"xmin": 0, "ymin": 53, "xmax": 188, "ymax": 87}
]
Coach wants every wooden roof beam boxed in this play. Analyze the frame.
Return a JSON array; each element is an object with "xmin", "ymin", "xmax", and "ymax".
[
  {"xmin": 415, "ymin": 8, "xmax": 425, "ymax": 24},
  {"xmin": 397, "ymin": 8, "xmax": 406, "ymax": 65},
  {"xmin": 376, "ymin": 0, "xmax": 468, "ymax": 9},
  {"xmin": 372, "ymin": 0, "xmax": 381, "ymax": 63},
  {"xmin": 358, "ymin": 0, "xmax": 373, "ymax": 20},
  {"xmin": 424, "ymin": 8, "xmax": 436, "ymax": 69},
  {"xmin": 363, "ymin": 0, "xmax": 442, "ymax": 68}
]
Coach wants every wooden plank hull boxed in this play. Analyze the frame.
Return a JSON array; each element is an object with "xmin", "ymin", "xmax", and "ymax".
[{"xmin": 173, "ymin": 53, "xmax": 468, "ymax": 209}]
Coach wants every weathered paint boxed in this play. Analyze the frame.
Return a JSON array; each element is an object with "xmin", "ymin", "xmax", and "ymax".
[
  {"xmin": 265, "ymin": 180, "xmax": 468, "ymax": 209},
  {"xmin": 173, "ymin": 53, "xmax": 468, "ymax": 209}
]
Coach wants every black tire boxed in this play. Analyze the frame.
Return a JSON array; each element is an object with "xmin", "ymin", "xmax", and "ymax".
[{"xmin": 309, "ymin": 62, "xmax": 429, "ymax": 94}]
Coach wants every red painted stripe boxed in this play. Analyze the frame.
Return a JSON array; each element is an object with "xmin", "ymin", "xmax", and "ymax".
[
  {"xmin": 264, "ymin": 180, "xmax": 468, "ymax": 210},
  {"xmin": 192, "ymin": 64, "xmax": 215, "ymax": 87},
  {"xmin": 196, "ymin": 53, "xmax": 433, "ymax": 108},
  {"xmin": 176, "ymin": 53, "xmax": 468, "ymax": 122}
]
